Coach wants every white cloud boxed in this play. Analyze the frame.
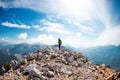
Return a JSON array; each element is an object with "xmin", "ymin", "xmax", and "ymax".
[
  {"xmin": 0, "ymin": 37, "xmax": 8, "ymax": 41},
  {"xmin": 27, "ymin": 34, "xmax": 56, "ymax": 45},
  {"xmin": 14, "ymin": 25, "xmax": 120, "ymax": 47},
  {"xmin": 1, "ymin": 22, "xmax": 30, "ymax": 29},
  {"xmin": 73, "ymin": 22, "xmax": 94, "ymax": 33},
  {"xmin": 0, "ymin": 0, "xmax": 110, "ymax": 28},
  {"xmin": 33, "ymin": 25, "xmax": 40, "ymax": 29},
  {"xmin": 18, "ymin": 33, "xmax": 27, "ymax": 39},
  {"xmin": 1, "ymin": 0, "xmax": 107, "ymax": 20},
  {"xmin": 24, "ymin": 32, "xmax": 96, "ymax": 47},
  {"xmin": 39, "ymin": 22, "xmax": 70, "ymax": 34},
  {"xmin": 1, "ymin": 0, "xmax": 120, "ymax": 47},
  {"xmin": 30, "ymin": 25, "xmax": 120, "ymax": 47},
  {"xmin": 97, "ymin": 26, "xmax": 120, "ymax": 46},
  {"xmin": 0, "ymin": 1, "xmax": 5, "ymax": 8}
]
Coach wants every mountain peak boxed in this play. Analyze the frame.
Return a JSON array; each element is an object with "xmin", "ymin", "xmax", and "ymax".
[{"xmin": 0, "ymin": 46, "xmax": 120, "ymax": 80}]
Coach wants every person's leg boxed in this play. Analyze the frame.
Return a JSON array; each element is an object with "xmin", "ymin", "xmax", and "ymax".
[{"xmin": 59, "ymin": 44, "xmax": 60, "ymax": 49}]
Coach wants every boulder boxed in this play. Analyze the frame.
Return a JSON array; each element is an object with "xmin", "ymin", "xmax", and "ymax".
[
  {"xmin": 15, "ymin": 70, "xmax": 21, "ymax": 76},
  {"xmin": 77, "ymin": 62, "xmax": 84, "ymax": 67},
  {"xmin": 40, "ymin": 47, "xmax": 49, "ymax": 54},
  {"xmin": 25, "ymin": 64, "xmax": 48, "ymax": 79},
  {"xmin": 18, "ymin": 59, "xmax": 27, "ymax": 65},
  {"xmin": 64, "ymin": 51, "xmax": 71, "ymax": 57},
  {"xmin": 60, "ymin": 67, "xmax": 72, "ymax": 74},
  {"xmin": 2, "ymin": 66, "xmax": 6, "ymax": 72},
  {"xmin": 65, "ymin": 71, "xmax": 72, "ymax": 76},
  {"xmin": 60, "ymin": 67, "xmax": 67, "ymax": 74},
  {"xmin": 10, "ymin": 60, "xmax": 20, "ymax": 70},
  {"xmin": 73, "ymin": 53, "xmax": 82, "ymax": 60},
  {"xmin": 45, "ymin": 71, "xmax": 54, "ymax": 77},
  {"xmin": 66, "ymin": 55, "xmax": 74, "ymax": 63},
  {"xmin": 37, "ymin": 52, "xmax": 42, "ymax": 57},
  {"xmin": 26, "ymin": 53, "xmax": 37, "ymax": 61},
  {"xmin": 80, "ymin": 57, "xmax": 88, "ymax": 63},
  {"xmin": 20, "ymin": 65, "xmax": 25, "ymax": 72}
]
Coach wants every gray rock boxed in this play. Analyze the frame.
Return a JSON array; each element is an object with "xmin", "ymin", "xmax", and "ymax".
[
  {"xmin": 32, "ymin": 59, "xmax": 36, "ymax": 64},
  {"xmin": 20, "ymin": 65, "xmax": 25, "ymax": 72},
  {"xmin": 60, "ymin": 67, "xmax": 72, "ymax": 76},
  {"xmin": 50, "ymin": 54, "xmax": 58, "ymax": 59},
  {"xmin": 11, "ymin": 59, "xmax": 27, "ymax": 70},
  {"xmin": 16, "ymin": 70, "xmax": 21, "ymax": 76},
  {"xmin": 40, "ymin": 47, "xmax": 49, "ymax": 54},
  {"xmin": 2, "ymin": 47, "xmax": 119, "ymax": 80},
  {"xmin": 65, "ymin": 71, "xmax": 72, "ymax": 76},
  {"xmin": 26, "ymin": 53, "xmax": 37, "ymax": 61},
  {"xmin": 46, "ymin": 71, "xmax": 54, "ymax": 77},
  {"xmin": 14, "ymin": 77, "xmax": 21, "ymax": 80},
  {"xmin": 10, "ymin": 60, "xmax": 17, "ymax": 66},
  {"xmin": 25, "ymin": 64, "xmax": 48, "ymax": 80},
  {"xmin": 2, "ymin": 66, "xmax": 5, "ymax": 72},
  {"xmin": 31, "ymin": 77, "xmax": 40, "ymax": 80},
  {"xmin": 19, "ymin": 59, "xmax": 27, "ymax": 65},
  {"xmin": 80, "ymin": 57, "xmax": 88, "ymax": 63},
  {"xmin": 25, "ymin": 64, "xmax": 40, "ymax": 75},
  {"xmin": 37, "ymin": 52, "xmax": 42, "ymax": 57},
  {"xmin": 66, "ymin": 55, "xmax": 74, "ymax": 63},
  {"xmin": 49, "ymin": 48, "xmax": 55, "ymax": 55},
  {"xmin": 60, "ymin": 67, "xmax": 67, "ymax": 74},
  {"xmin": 77, "ymin": 62, "xmax": 84, "ymax": 67},
  {"xmin": 64, "ymin": 51, "xmax": 71, "ymax": 57},
  {"xmin": 40, "ymin": 75, "xmax": 48, "ymax": 80},
  {"xmin": 10, "ymin": 60, "xmax": 20, "ymax": 70},
  {"xmin": 42, "ymin": 67, "xmax": 50, "ymax": 72}
]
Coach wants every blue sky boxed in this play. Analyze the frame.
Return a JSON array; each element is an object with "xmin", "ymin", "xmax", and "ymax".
[{"xmin": 0, "ymin": 0, "xmax": 120, "ymax": 47}]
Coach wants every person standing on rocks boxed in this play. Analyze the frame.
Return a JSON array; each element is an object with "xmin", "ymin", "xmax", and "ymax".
[{"xmin": 58, "ymin": 38, "xmax": 62, "ymax": 50}]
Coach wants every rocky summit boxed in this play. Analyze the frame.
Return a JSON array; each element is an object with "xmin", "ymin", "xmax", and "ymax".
[{"xmin": 0, "ymin": 46, "xmax": 120, "ymax": 80}]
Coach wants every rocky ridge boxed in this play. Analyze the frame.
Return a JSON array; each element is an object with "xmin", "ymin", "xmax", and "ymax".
[{"xmin": 0, "ymin": 46, "xmax": 120, "ymax": 80}]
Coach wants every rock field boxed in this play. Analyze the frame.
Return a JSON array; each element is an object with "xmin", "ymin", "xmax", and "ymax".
[{"xmin": 0, "ymin": 46, "xmax": 120, "ymax": 80}]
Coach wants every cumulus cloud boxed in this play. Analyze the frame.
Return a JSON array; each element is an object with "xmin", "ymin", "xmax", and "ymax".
[
  {"xmin": 25, "ymin": 25, "xmax": 120, "ymax": 47},
  {"xmin": 97, "ymin": 26, "xmax": 120, "ymax": 46},
  {"xmin": 23, "ymin": 32, "xmax": 96, "ymax": 47},
  {"xmin": 18, "ymin": 33, "xmax": 27, "ymax": 39},
  {"xmin": 39, "ymin": 22, "xmax": 70, "ymax": 34},
  {"xmin": 13, "ymin": 25, "xmax": 120, "ymax": 47},
  {"xmin": 33, "ymin": 25, "xmax": 39, "ymax": 29},
  {"xmin": 1, "ymin": 22, "xmax": 30, "ymax": 29},
  {"xmin": 27, "ymin": 34, "xmax": 56, "ymax": 45}
]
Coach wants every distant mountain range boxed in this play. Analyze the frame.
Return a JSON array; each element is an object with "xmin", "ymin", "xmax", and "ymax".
[
  {"xmin": 0, "ymin": 43, "xmax": 42, "ymax": 74},
  {"xmin": 0, "ymin": 43, "xmax": 42, "ymax": 54},
  {"xmin": 0, "ymin": 42, "xmax": 120, "ymax": 74},
  {"xmin": 70, "ymin": 45, "xmax": 120, "ymax": 71}
]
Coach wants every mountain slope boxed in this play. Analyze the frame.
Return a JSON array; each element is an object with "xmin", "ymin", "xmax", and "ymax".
[
  {"xmin": 0, "ymin": 43, "xmax": 41, "ymax": 74},
  {"xmin": 78, "ymin": 45, "xmax": 120, "ymax": 71},
  {"xmin": 0, "ymin": 46, "xmax": 120, "ymax": 80}
]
